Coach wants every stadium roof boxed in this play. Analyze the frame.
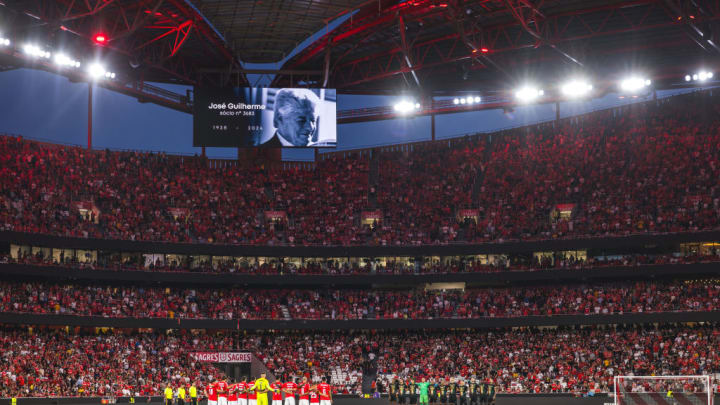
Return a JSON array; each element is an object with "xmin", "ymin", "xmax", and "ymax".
[
  {"xmin": 273, "ymin": 0, "xmax": 720, "ymax": 93},
  {"xmin": 0, "ymin": 0, "xmax": 718, "ymax": 112},
  {"xmin": 0, "ymin": 0, "xmax": 368, "ymax": 84},
  {"xmin": 190, "ymin": 0, "xmax": 368, "ymax": 63}
]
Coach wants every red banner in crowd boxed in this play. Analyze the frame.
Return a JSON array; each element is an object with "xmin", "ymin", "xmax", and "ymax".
[
  {"xmin": 686, "ymin": 195, "xmax": 702, "ymax": 205},
  {"xmin": 189, "ymin": 352, "xmax": 252, "ymax": 363},
  {"xmin": 168, "ymin": 207, "xmax": 190, "ymax": 218},
  {"xmin": 74, "ymin": 201, "xmax": 101, "ymax": 222},
  {"xmin": 457, "ymin": 209, "xmax": 479, "ymax": 219},
  {"xmin": 75, "ymin": 201, "xmax": 93, "ymax": 210},
  {"xmin": 265, "ymin": 210, "xmax": 287, "ymax": 220},
  {"xmin": 361, "ymin": 211, "xmax": 382, "ymax": 221},
  {"xmin": 556, "ymin": 203, "xmax": 576, "ymax": 212}
]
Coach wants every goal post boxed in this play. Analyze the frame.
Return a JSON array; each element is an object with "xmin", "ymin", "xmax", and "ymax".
[{"xmin": 614, "ymin": 376, "xmax": 713, "ymax": 405}]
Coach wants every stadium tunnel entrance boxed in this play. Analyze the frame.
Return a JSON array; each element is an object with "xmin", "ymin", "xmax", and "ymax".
[{"xmin": 212, "ymin": 363, "xmax": 251, "ymax": 383}]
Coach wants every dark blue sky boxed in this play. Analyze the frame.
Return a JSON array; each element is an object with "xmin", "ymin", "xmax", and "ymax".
[{"xmin": 0, "ymin": 67, "xmax": 689, "ymax": 161}]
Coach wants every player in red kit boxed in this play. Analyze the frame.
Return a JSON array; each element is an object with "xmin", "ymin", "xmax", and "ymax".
[
  {"xmin": 237, "ymin": 378, "xmax": 249, "ymax": 405},
  {"xmin": 248, "ymin": 380, "xmax": 258, "ymax": 405},
  {"xmin": 206, "ymin": 382, "xmax": 219, "ymax": 405},
  {"xmin": 271, "ymin": 380, "xmax": 283, "ymax": 405},
  {"xmin": 216, "ymin": 379, "xmax": 230, "ymax": 405},
  {"xmin": 283, "ymin": 378, "xmax": 298, "ymax": 405},
  {"xmin": 298, "ymin": 377, "xmax": 311, "ymax": 405},
  {"xmin": 308, "ymin": 390, "xmax": 320, "ymax": 405},
  {"xmin": 317, "ymin": 377, "xmax": 332, "ymax": 405},
  {"xmin": 228, "ymin": 380, "xmax": 240, "ymax": 405}
]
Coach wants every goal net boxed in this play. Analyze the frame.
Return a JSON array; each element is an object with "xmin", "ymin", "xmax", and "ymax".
[{"xmin": 614, "ymin": 376, "xmax": 713, "ymax": 405}]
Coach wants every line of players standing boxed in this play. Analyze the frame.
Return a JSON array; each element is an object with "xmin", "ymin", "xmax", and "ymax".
[
  {"xmin": 387, "ymin": 377, "xmax": 496, "ymax": 405},
  {"xmin": 205, "ymin": 375, "xmax": 333, "ymax": 405}
]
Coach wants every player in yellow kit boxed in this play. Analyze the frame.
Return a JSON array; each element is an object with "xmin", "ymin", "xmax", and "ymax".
[
  {"xmin": 249, "ymin": 373, "xmax": 276, "ymax": 405},
  {"xmin": 164, "ymin": 385, "xmax": 174, "ymax": 405}
]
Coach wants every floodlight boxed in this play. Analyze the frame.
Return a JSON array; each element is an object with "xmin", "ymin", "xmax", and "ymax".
[
  {"xmin": 620, "ymin": 77, "xmax": 651, "ymax": 93},
  {"xmin": 54, "ymin": 53, "xmax": 81, "ymax": 68},
  {"xmin": 561, "ymin": 79, "xmax": 592, "ymax": 98},
  {"xmin": 88, "ymin": 63, "xmax": 107, "ymax": 79},
  {"xmin": 515, "ymin": 86, "xmax": 543, "ymax": 102},
  {"xmin": 23, "ymin": 44, "xmax": 51, "ymax": 58},
  {"xmin": 393, "ymin": 100, "xmax": 420, "ymax": 114}
]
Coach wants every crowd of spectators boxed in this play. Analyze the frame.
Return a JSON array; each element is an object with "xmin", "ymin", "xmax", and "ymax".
[
  {"xmin": 375, "ymin": 91, "xmax": 720, "ymax": 244},
  {"xmin": 6, "ymin": 248, "xmax": 720, "ymax": 276},
  {"xmin": 1, "ymin": 279, "xmax": 718, "ymax": 320},
  {"xmin": 2, "ymin": 91, "xmax": 720, "ymax": 246},
  {"xmin": 0, "ymin": 136, "xmax": 367, "ymax": 246},
  {"xmin": 359, "ymin": 324, "xmax": 720, "ymax": 394},
  {"xmin": 0, "ymin": 327, "xmax": 234, "ymax": 398},
  {"xmin": 3, "ymin": 323, "xmax": 720, "ymax": 397}
]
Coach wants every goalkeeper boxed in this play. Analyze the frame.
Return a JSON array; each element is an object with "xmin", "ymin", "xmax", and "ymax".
[
  {"xmin": 249, "ymin": 373, "xmax": 276, "ymax": 405},
  {"xmin": 416, "ymin": 377, "xmax": 431, "ymax": 405}
]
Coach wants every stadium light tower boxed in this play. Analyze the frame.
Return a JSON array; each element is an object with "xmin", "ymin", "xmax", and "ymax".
[{"xmin": 85, "ymin": 62, "xmax": 116, "ymax": 150}]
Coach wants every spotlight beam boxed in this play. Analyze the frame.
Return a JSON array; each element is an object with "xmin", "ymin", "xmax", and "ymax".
[{"xmin": 398, "ymin": 15, "xmax": 421, "ymax": 88}]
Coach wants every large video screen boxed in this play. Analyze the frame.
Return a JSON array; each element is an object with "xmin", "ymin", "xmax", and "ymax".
[{"xmin": 193, "ymin": 87, "xmax": 337, "ymax": 148}]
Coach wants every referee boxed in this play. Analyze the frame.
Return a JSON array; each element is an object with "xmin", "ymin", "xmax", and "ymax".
[
  {"xmin": 249, "ymin": 373, "xmax": 276, "ymax": 405},
  {"xmin": 164, "ymin": 385, "xmax": 174, "ymax": 405},
  {"xmin": 177, "ymin": 385, "xmax": 186, "ymax": 405},
  {"xmin": 189, "ymin": 383, "xmax": 198, "ymax": 405}
]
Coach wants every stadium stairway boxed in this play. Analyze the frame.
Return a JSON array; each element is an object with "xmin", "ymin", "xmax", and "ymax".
[
  {"xmin": 471, "ymin": 165, "xmax": 484, "ymax": 201},
  {"xmin": 264, "ymin": 186, "xmax": 275, "ymax": 202},
  {"xmin": 329, "ymin": 367, "xmax": 360, "ymax": 387},
  {"xmin": 280, "ymin": 305, "xmax": 291, "ymax": 320},
  {"xmin": 250, "ymin": 353, "xmax": 277, "ymax": 382},
  {"xmin": 361, "ymin": 358, "xmax": 378, "ymax": 395},
  {"xmin": 472, "ymin": 134, "xmax": 494, "ymax": 201},
  {"xmin": 368, "ymin": 149, "xmax": 380, "ymax": 209}
]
